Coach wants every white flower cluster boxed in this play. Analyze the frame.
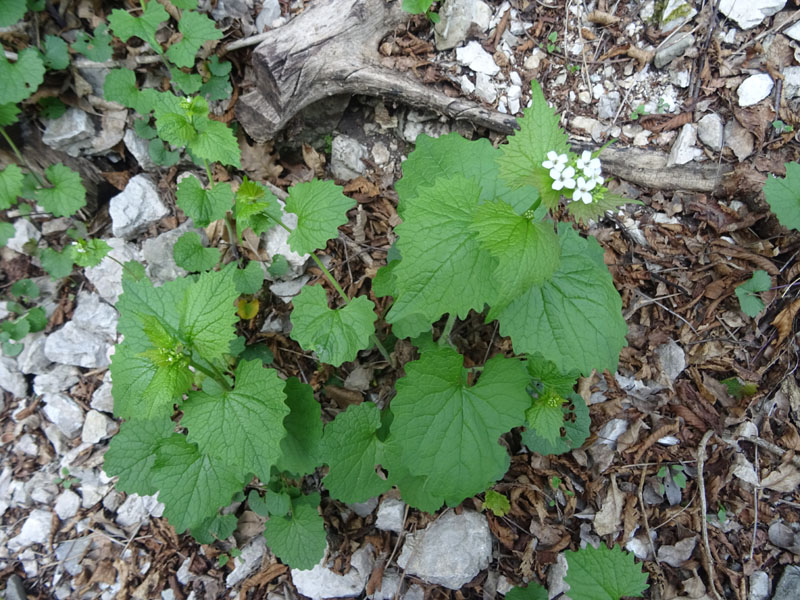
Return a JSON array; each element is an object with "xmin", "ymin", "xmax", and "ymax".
[{"xmin": 542, "ymin": 150, "xmax": 604, "ymax": 204}]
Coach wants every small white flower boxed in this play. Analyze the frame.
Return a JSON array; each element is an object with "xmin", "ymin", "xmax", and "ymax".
[
  {"xmin": 577, "ymin": 150, "xmax": 602, "ymax": 178},
  {"xmin": 576, "ymin": 150, "xmax": 593, "ymax": 171},
  {"xmin": 72, "ymin": 242, "xmax": 86, "ymax": 254},
  {"xmin": 542, "ymin": 151, "xmax": 568, "ymax": 172},
  {"xmin": 574, "ymin": 177, "xmax": 595, "ymax": 204},
  {"xmin": 558, "ymin": 166, "xmax": 576, "ymax": 190}
]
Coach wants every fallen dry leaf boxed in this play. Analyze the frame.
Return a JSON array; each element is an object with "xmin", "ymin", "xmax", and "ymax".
[
  {"xmin": 760, "ymin": 463, "xmax": 800, "ymax": 493},
  {"xmin": 771, "ymin": 298, "xmax": 800, "ymax": 348},
  {"xmin": 594, "ymin": 474, "xmax": 623, "ymax": 536}
]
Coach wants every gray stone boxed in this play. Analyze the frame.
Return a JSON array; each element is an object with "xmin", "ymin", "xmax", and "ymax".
[
  {"xmin": 42, "ymin": 423, "xmax": 68, "ymax": 456},
  {"xmin": 786, "ymin": 20, "xmax": 800, "ymax": 41},
  {"xmin": 774, "ymin": 566, "xmax": 800, "ymax": 600},
  {"xmin": 654, "ymin": 33, "xmax": 695, "ymax": 69},
  {"xmin": 4, "ymin": 574, "xmax": 27, "ymax": 600},
  {"xmin": 400, "ymin": 110, "xmax": 450, "ymax": 143},
  {"xmin": 16, "ymin": 332, "xmax": 51, "ymax": 375},
  {"xmin": 349, "ymin": 497, "xmax": 379, "ymax": 518},
  {"xmin": 82, "ymin": 410, "xmax": 114, "ymax": 443},
  {"xmin": 116, "ymin": 493, "xmax": 165, "ymax": 527},
  {"xmin": 263, "ymin": 202, "xmax": 309, "ymax": 280},
  {"xmin": 475, "ymin": 72, "xmax": 497, "ymax": 104},
  {"xmin": 456, "ymin": 41, "xmax": 500, "ymax": 76},
  {"xmin": 141, "ymin": 221, "xmax": 195, "ymax": 284},
  {"xmin": 697, "ymin": 113, "xmax": 724, "ymax": 151},
  {"xmin": 55, "ymin": 536, "xmax": 92, "ymax": 576},
  {"xmin": 659, "ymin": 0, "xmax": 697, "ymax": 32},
  {"xmin": 331, "ymin": 135, "xmax": 368, "ymax": 180},
  {"xmin": 123, "ymin": 130, "xmax": 157, "ymax": 171},
  {"xmin": 397, "ymin": 511, "xmax": 491, "ymax": 589},
  {"xmin": 0, "ymin": 356, "xmax": 27, "ymax": 398},
  {"xmin": 109, "ymin": 174, "xmax": 169, "ymax": 239},
  {"xmin": 33, "ymin": 365, "xmax": 80, "ymax": 395},
  {"xmin": 77, "ymin": 60, "xmax": 110, "ymax": 96},
  {"xmin": 749, "ymin": 570, "xmax": 770, "ymax": 600},
  {"xmin": 226, "ymin": 536, "xmax": 267, "ymax": 586},
  {"xmin": 74, "ymin": 467, "xmax": 114, "ymax": 508},
  {"xmin": 25, "ymin": 470, "xmax": 59, "ymax": 504},
  {"xmin": 270, "ymin": 275, "xmax": 311, "ymax": 303},
  {"xmin": 368, "ymin": 573, "xmax": 400, "ymax": 600},
  {"xmin": 90, "ymin": 109, "xmax": 128, "ymax": 154},
  {"xmin": 41, "ymin": 217, "xmax": 71, "ymax": 235},
  {"xmin": 42, "ymin": 108, "xmax": 96, "ymax": 157},
  {"xmin": 768, "ymin": 520, "xmax": 800, "ymax": 553},
  {"xmin": 291, "ymin": 544, "xmax": 375, "ymax": 600},
  {"xmin": 54, "ymin": 489, "xmax": 81, "ymax": 520},
  {"xmin": 738, "ymin": 73, "xmax": 774, "ymax": 107},
  {"xmin": 16, "ymin": 434, "xmax": 37, "ymax": 457},
  {"xmin": 667, "ymin": 124, "xmax": 701, "ymax": 166},
  {"xmin": 7, "ymin": 219, "xmax": 41, "ymax": 255},
  {"xmin": 255, "ymin": 0, "xmax": 281, "ymax": 31},
  {"xmin": 375, "ymin": 498, "xmax": 406, "ymax": 533},
  {"xmin": 597, "ymin": 91, "xmax": 621, "ymax": 120},
  {"xmin": 783, "ymin": 66, "xmax": 800, "ymax": 99},
  {"xmin": 9, "ymin": 509, "xmax": 53, "ymax": 552},
  {"xmin": 84, "ymin": 237, "xmax": 140, "ymax": 304},
  {"xmin": 724, "ymin": 120, "xmax": 754, "ymax": 161},
  {"xmin": 719, "ymin": 0, "xmax": 785, "ymax": 29},
  {"xmin": 434, "ymin": 0, "xmax": 493, "ymax": 50},
  {"xmin": 90, "ymin": 374, "xmax": 114, "ymax": 413},
  {"xmin": 402, "ymin": 585, "xmax": 424, "ymax": 600},
  {"xmin": 210, "ymin": 0, "xmax": 255, "ymax": 21},
  {"xmin": 44, "ymin": 292, "xmax": 117, "ymax": 369},
  {"xmin": 523, "ymin": 48, "xmax": 545, "ymax": 70},
  {"xmin": 42, "ymin": 393, "xmax": 84, "ymax": 438}
]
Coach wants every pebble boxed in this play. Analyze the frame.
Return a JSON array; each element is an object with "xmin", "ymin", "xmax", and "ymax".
[
  {"xmin": 116, "ymin": 493, "xmax": 165, "ymax": 527},
  {"xmin": 724, "ymin": 120, "xmax": 754, "ymax": 161},
  {"xmin": 123, "ymin": 130, "xmax": 157, "ymax": 171},
  {"xmin": 667, "ymin": 123, "xmax": 701, "ymax": 166},
  {"xmin": 375, "ymin": 498, "xmax": 406, "ymax": 533},
  {"xmin": 82, "ymin": 410, "xmax": 114, "ymax": 444},
  {"xmin": 474, "ymin": 72, "xmax": 497, "ymax": 104},
  {"xmin": 9, "ymin": 509, "xmax": 54, "ymax": 552},
  {"xmin": 697, "ymin": 113, "xmax": 724, "ymax": 151},
  {"xmin": 331, "ymin": 135, "xmax": 368, "ymax": 180},
  {"xmin": 0, "ymin": 357, "xmax": 28, "ymax": 398},
  {"xmin": 90, "ymin": 375, "xmax": 114, "ymax": 413},
  {"xmin": 749, "ymin": 571, "xmax": 770, "ymax": 600},
  {"xmin": 33, "ymin": 365, "xmax": 80, "ymax": 396},
  {"xmin": 84, "ymin": 237, "xmax": 141, "ymax": 303},
  {"xmin": 654, "ymin": 33, "xmax": 695, "ymax": 69},
  {"xmin": 270, "ymin": 274, "xmax": 311, "ymax": 303},
  {"xmin": 774, "ymin": 566, "xmax": 800, "ymax": 600},
  {"xmin": 42, "ymin": 393, "xmax": 84, "ymax": 439},
  {"xmin": 718, "ymin": 0, "xmax": 786, "ymax": 29},
  {"xmin": 54, "ymin": 489, "xmax": 81, "ymax": 520},
  {"xmin": 4, "ymin": 575, "xmax": 27, "ymax": 600},
  {"xmin": 226, "ymin": 536, "xmax": 267, "ymax": 587},
  {"xmin": 737, "ymin": 73, "xmax": 774, "ymax": 107},
  {"xmin": 659, "ymin": 0, "xmax": 697, "ymax": 32},
  {"xmin": 7, "ymin": 219, "xmax": 42, "ymax": 255},
  {"xmin": 44, "ymin": 292, "xmax": 118, "ymax": 369},
  {"xmin": 397, "ymin": 511, "xmax": 491, "ymax": 590},
  {"xmin": 597, "ymin": 91, "xmax": 621, "ymax": 120},
  {"xmin": 255, "ymin": 0, "xmax": 281, "ymax": 31},
  {"xmin": 456, "ymin": 41, "xmax": 500, "ymax": 76},
  {"xmin": 141, "ymin": 222, "xmax": 194, "ymax": 284},
  {"xmin": 291, "ymin": 544, "xmax": 375, "ymax": 600},
  {"xmin": 348, "ymin": 497, "xmax": 379, "ymax": 518},
  {"xmin": 263, "ymin": 205, "xmax": 309, "ymax": 279},
  {"xmin": 41, "ymin": 108, "xmax": 96, "ymax": 157},
  {"xmin": 109, "ymin": 174, "xmax": 170, "ymax": 239},
  {"xmin": 16, "ymin": 333, "xmax": 52, "ymax": 375},
  {"xmin": 434, "ymin": 0, "xmax": 493, "ymax": 50},
  {"xmin": 523, "ymin": 48, "xmax": 545, "ymax": 71}
]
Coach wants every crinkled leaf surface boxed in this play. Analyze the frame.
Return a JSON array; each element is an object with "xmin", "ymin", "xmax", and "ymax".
[
  {"xmin": 0, "ymin": 103, "xmax": 21, "ymax": 126},
  {"xmin": 41, "ymin": 35, "xmax": 69, "ymax": 70},
  {"xmin": 104, "ymin": 69, "xmax": 154, "ymax": 115},
  {"xmin": 104, "ymin": 417, "xmax": 175, "ymax": 495},
  {"xmin": 385, "ymin": 348, "xmax": 529, "ymax": 505},
  {"xmin": 527, "ymin": 354, "xmax": 579, "ymax": 397},
  {"xmin": 166, "ymin": 10, "xmax": 221, "ymax": 67},
  {"xmin": 735, "ymin": 269, "xmax": 771, "ymax": 317},
  {"xmin": 151, "ymin": 434, "xmax": 243, "ymax": 533},
  {"xmin": 568, "ymin": 191, "xmax": 635, "ymax": 224},
  {"xmin": 524, "ymin": 393, "xmax": 590, "ymax": 456},
  {"xmin": 506, "ymin": 584, "xmax": 548, "ymax": 600},
  {"xmin": 263, "ymin": 493, "xmax": 326, "ymax": 570},
  {"xmin": 284, "ymin": 179, "xmax": 354, "ymax": 255},
  {"xmin": 176, "ymin": 177, "xmax": 232, "ymax": 226},
  {"xmin": 182, "ymin": 359, "xmax": 289, "ymax": 481},
  {"xmin": 72, "ymin": 24, "xmax": 114, "ymax": 62},
  {"xmin": 277, "ymin": 378, "xmax": 323, "ymax": 475},
  {"xmin": 0, "ymin": 0, "xmax": 26, "ymax": 27},
  {"xmin": 72, "ymin": 238, "xmax": 111, "ymax": 268},
  {"xmin": 189, "ymin": 117, "xmax": 240, "ymax": 167},
  {"xmin": 0, "ymin": 222, "xmax": 15, "ymax": 247},
  {"xmin": 0, "ymin": 164, "xmax": 23, "ymax": 209},
  {"xmin": 402, "ymin": 0, "xmax": 433, "ymax": 13},
  {"xmin": 471, "ymin": 202, "xmax": 560, "ymax": 307},
  {"xmin": 108, "ymin": 2, "xmax": 168, "ymax": 51},
  {"xmin": 290, "ymin": 285, "xmax": 376, "ymax": 366},
  {"xmin": 36, "ymin": 164, "xmax": 86, "ymax": 217},
  {"xmin": 564, "ymin": 544, "xmax": 648, "ymax": 600},
  {"xmin": 191, "ymin": 513, "xmax": 237, "ymax": 544},
  {"xmin": 764, "ymin": 162, "xmax": 800, "ymax": 231},
  {"xmin": 525, "ymin": 392, "xmax": 565, "ymax": 444},
  {"xmin": 233, "ymin": 261, "xmax": 265, "ymax": 294},
  {"xmin": 490, "ymin": 224, "xmax": 626, "ymax": 376},
  {"xmin": 234, "ymin": 178, "xmax": 283, "ymax": 235},
  {"xmin": 382, "ymin": 175, "xmax": 496, "ymax": 338},
  {"xmin": 396, "ymin": 132, "xmax": 538, "ymax": 214},
  {"xmin": 173, "ymin": 231, "xmax": 220, "ymax": 272},
  {"xmin": 0, "ymin": 48, "xmax": 45, "ymax": 105},
  {"xmin": 320, "ymin": 402, "xmax": 390, "ymax": 503},
  {"xmin": 40, "ymin": 247, "xmax": 74, "ymax": 278},
  {"xmin": 484, "ymin": 490, "xmax": 510, "ymax": 516},
  {"xmin": 497, "ymin": 80, "xmax": 570, "ymax": 209}
]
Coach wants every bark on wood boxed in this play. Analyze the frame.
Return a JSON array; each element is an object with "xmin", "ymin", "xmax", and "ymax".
[{"xmin": 240, "ymin": 0, "xmax": 735, "ymax": 194}]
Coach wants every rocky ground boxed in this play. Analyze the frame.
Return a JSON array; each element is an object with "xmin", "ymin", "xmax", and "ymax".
[{"xmin": 3, "ymin": 0, "xmax": 800, "ymax": 599}]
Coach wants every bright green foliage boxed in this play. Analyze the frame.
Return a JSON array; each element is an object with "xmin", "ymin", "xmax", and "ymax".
[
  {"xmin": 40, "ymin": 247, "xmax": 74, "ymax": 278},
  {"xmin": 176, "ymin": 176, "xmax": 232, "ymax": 226},
  {"xmin": 192, "ymin": 513, "xmax": 237, "ymax": 544},
  {"xmin": 0, "ymin": 222, "xmax": 14, "ymax": 247},
  {"xmin": 72, "ymin": 24, "xmax": 114, "ymax": 62},
  {"xmin": 0, "ymin": 164, "xmax": 24, "ymax": 209},
  {"xmin": 380, "ymin": 175, "xmax": 495, "ymax": 338},
  {"xmin": 170, "ymin": 68, "xmax": 203, "ymax": 94},
  {"xmin": 526, "ymin": 390, "xmax": 566, "ymax": 444},
  {"xmin": 171, "ymin": 0, "xmax": 199, "ymax": 7},
  {"xmin": 320, "ymin": 402, "xmax": 390, "ymax": 503},
  {"xmin": 263, "ymin": 493, "xmax": 327, "ymax": 570},
  {"xmin": 764, "ymin": 162, "xmax": 800, "ymax": 231},
  {"xmin": 564, "ymin": 544, "xmax": 648, "ymax": 600},
  {"xmin": 148, "ymin": 139, "xmax": 181, "ymax": 167},
  {"xmin": 0, "ymin": 103, "xmax": 21, "ymax": 126},
  {"xmin": 10, "ymin": 279, "xmax": 38, "ymax": 300},
  {"xmin": 134, "ymin": 118, "xmax": 157, "ymax": 140},
  {"xmin": 277, "ymin": 378, "xmax": 323, "ymax": 475},
  {"xmin": 735, "ymin": 270, "xmax": 770, "ymax": 317},
  {"xmin": 173, "ymin": 231, "xmax": 220, "ymax": 272},
  {"xmin": 497, "ymin": 80, "xmax": 570, "ymax": 209},
  {"xmin": 490, "ymin": 225, "xmax": 626, "ymax": 376},
  {"xmin": 568, "ymin": 190, "xmax": 634, "ymax": 224},
  {"xmin": 506, "ymin": 584, "xmax": 548, "ymax": 600},
  {"xmin": 201, "ymin": 56, "xmax": 232, "ymax": 100},
  {"xmin": 104, "ymin": 69, "xmax": 155, "ymax": 115},
  {"xmin": 402, "ymin": 0, "xmax": 434, "ymax": 14},
  {"xmin": 0, "ymin": 0, "xmax": 27, "ymax": 26},
  {"xmin": 39, "ymin": 97, "xmax": 67, "ymax": 119},
  {"xmin": 234, "ymin": 178, "xmax": 282, "ymax": 235},
  {"xmin": 386, "ymin": 348, "xmax": 530, "ymax": 507},
  {"xmin": 268, "ymin": 254, "xmax": 289, "ymax": 278},
  {"xmin": 191, "ymin": 118, "xmax": 241, "ymax": 167},
  {"xmin": 233, "ymin": 261, "xmax": 264, "ymax": 294},
  {"xmin": 0, "ymin": 48, "xmax": 45, "ymax": 105},
  {"xmin": 284, "ymin": 180, "xmax": 355, "ymax": 255},
  {"xmin": 290, "ymin": 285, "xmax": 376, "ymax": 366},
  {"xmin": 523, "ymin": 393, "xmax": 589, "ymax": 456},
  {"xmin": 166, "ymin": 10, "xmax": 221, "ymax": 67},
  {"xmin": 104, "ymin": 418, "xmax": 175, "ymax": 495},
  {"xmin": 40, "ymin": 35, "xmax": 69, "ymax": 70},
  {"xmin": 483, "ymin": 490, "xmax": 510, "ymax": 516},
  {"xmin": 150, "ymin": 434, "xmax": 243, "ymax": 533},
  {"xmin": 182, "ymin": 359, "xmax": 290, "ymax": 481},
  {"xmin": 471, "ymin": 202, "xmax": 560, "ymax": 307},
  {"xmin": 35, "ymin": 164, "xmax": 86, "ymax": 217},
  {"xmin": 721, "ymin": 376, "xmax": 758, "ymax": 399},
  {"xmin": 72, "ymin": 238, "xmax": 111, "ymax": 268},
  {"xmin": 265, "ymin": 491, "xmax": 292, "ymax": 517},
  {"xmin": 108, "ymin": 1, "xmax": 169, "ymax": 52},
  {"xmin": 527, "ymin": 354, "xmax": 578, "ymax": 397}
]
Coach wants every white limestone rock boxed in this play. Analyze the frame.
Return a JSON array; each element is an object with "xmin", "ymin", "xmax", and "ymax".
[
  {"xmin": 375, "ymin": 498, "xmax": 406, "ymax": 533},
  {"xmin": 226, "ymin": 536, "xmax": 267, "ymax": 586},
  {"xmin": 84, "ymin": 237, "xmax": 141, "ymax": 303},
  {"xmin": 434, "ymin": 0, "xmax": 493, "ymax": 50},
  {"xmin": 697, "ymin": 113, "xmax": 724, "ymax": 151},
  {"xmin": 737, "ymin": 73, "xmax": 774, "ymax": 107},
  {"xmin": 255, "ymin": 0, "xmax": 281, "ymax": 31},
  {"xmin": 397, "ymin": 511, "xmax": 491, "ymax": 589},
  {"xmin": 0, "ymin": 357, "xmax": 27, "ymax": 398},
  {"xmin": 42, "ymin": 108, "xmax": 96, "ymax": 157},
  {"xmin": 7, "ymin": 218, "xmax": 41, "ymax": 255},
  {"xmin": 9, "ymin": 509, "xmax": 53, "ymax": 552},
  {"xmin": 123, "ymin": 130, "xmax": 157, "ymax": 171},
  {"xmin": 54, "ymin": 489, "xmax": 81, "ymax": 520},
  {"xmin": 667, "ymin": 124, "xmax": 702, "ymax": 166},
  {"xmin": 109, "ymin": 174, "xmax": 169, "ymax": 239},
  {"xmin": 33, "ymin": 365, "xmax": 80, "ymax": 395},
  {"xmin": 719, "ymin": 0, "xmax": 785, "ymax": 29},
  {"xmin": 330, "ymin": 135, "xmax": 368, "ymax": 180},
  {"xmin": 42, "ymin": 393, "xmax": 84, "ymax": 438},
  {"xmin": 291, "ymin": 544, "xmax": 375, "ymax": 600},
  {"xmin": 141, "ymin": 221, "xmax": 195, "ymax": 284},
  {"xmin": 90, "ymin": 373, "xmax": 114, "ymax": 413},
  {"xmin": 82, "ymin": 410, "xmax": 114, "ymax": 443},
  {"xmin": 16, "ymin": 333, "xmax": 51, "ymax": 375},
  {"xmin": 116, "ymin": 493, "xmax": 165, "ymax": 527},
  {"xmin": 456, "ymin": 41, "xmax": 500, "ymax": 76},
  {"xmin": 44, "ymin": 291, "xmax": 117, "ymax": 368}
]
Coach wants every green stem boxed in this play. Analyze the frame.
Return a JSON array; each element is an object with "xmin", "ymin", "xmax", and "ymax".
[
  {"xmin": 0, "ymin": 127, "xmax": 45, "ymax": 187},
  {"xmin": 309, "ymin": 253, "xmax": 348, "ymax": 303},
  {"xmin": 203, "ymin": 159, "xmax": 214, "ymax": 187},
  {"xmin": 438, "ymin": 313, "xmax": 457, "ymax": 347},
  {"xmin": 190, "ymin": 355, "xmax": 232, "ymax": 391},
  {"xmin": 224, "ymin": 215, "xmax": 239, "ymax": 258}
]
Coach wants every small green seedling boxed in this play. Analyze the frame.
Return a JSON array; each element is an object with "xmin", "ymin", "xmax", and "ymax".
[
  {"xmin": 735, "ymin": 270, "xmax": 770, "ymax": 318},
  {"xmin": 55, "ymin": 467, "xmax": 80, "ymax": 490},
  {"xmin": 629, "ymin": 104, "xmax": 648, "ymax": 120},
  {"xmin": 217, "ymin": 547, "xmax": 241, "ymax": 567},
  {"xmin": 772, "ymin": 119, "xmax": 793, "ymax": 133}
]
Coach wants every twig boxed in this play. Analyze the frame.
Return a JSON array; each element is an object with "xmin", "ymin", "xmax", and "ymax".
[
  {"xmin": 735, "ymin": 435, "xmax": 800, "ymax": 468},
  {"xmin": 749, "ymin": 444, "xmax": 760, "ymax": 562},
  {"xmin": 638, "ymin": 466, "xmax": 659, "ymax": 564},
  {"xmin": 698, "ymin": 430, "xmax": 724, "ymax": 600}
]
